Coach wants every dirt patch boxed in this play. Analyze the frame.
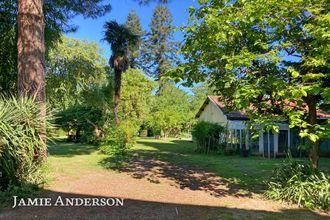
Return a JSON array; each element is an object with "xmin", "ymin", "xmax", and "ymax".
[
  {"xmin": 1, "ymin": 140, "xmax": 329, "ymax": 219},
  {"xmin": 113, "ymin": 156, "xmax": 252, "ymax": 198},
  {"xmin": 1, "ymin": 165, "xmax": 329, "ymax": 219}
]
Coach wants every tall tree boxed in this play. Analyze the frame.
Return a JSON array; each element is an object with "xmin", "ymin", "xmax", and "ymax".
[
  {"xmin": 46, "ymin": 37, "xmax": 108, "ymax": 110},
  {"xmin": 125, "ymin": 10, "xmax": 142, "ymax": 68},
  {"xmin": 1, "ymin": 0, "xmax": 170, "ymax": 94},
  {"xmin": 120, "ymin": 69, "xmax": 155, "ymax": 128},
  {"xmin": 104, "ymin": 21, "xmax": 139, "ymax": 124},
  {"xmin": 141, "ymin": 4, "xmax": 177, "ymax": 79},
  {"xmin": 17, "ymin": 0, "xmax": 45, "ymax": 101},
  {"xmin": 148, "ymin": 82, "xmax": 193, "ymax": 137},
  {"xmin": 17, "ymin": 0, "xmax": 46, "ymax": 159},
  {"xmin": 0, "ymin": 0, "xmax": 111, "ymax": 94},
  {"xmin": 179, "ymin": 0, "xmax": 330, "ymax": 168}
]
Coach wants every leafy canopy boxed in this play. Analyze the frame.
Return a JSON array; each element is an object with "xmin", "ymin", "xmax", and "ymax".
[
  {"xmin": 179, "ymin": 0, "xmax": 330, "ymax": 143},
  {"xmin": 0, "ymin": 0, "xmax": 111, "ymax": 94},
  {"xmin": 148, "ymin": 82, "xmax": 195, "ymax": 136},
  {"xmin": 46, "ymin": 37, "xmax": 108, "ymax": 110}
]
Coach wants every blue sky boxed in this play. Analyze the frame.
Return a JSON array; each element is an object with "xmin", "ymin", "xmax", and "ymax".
[{"xmin": 66, "ymin": 0, "xmax": 198, "ymax": 59}]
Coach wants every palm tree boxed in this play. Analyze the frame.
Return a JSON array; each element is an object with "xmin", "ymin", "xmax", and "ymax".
[{"xmin": 104, "ymin": 21, "xmax": 139, "ymax": 124}]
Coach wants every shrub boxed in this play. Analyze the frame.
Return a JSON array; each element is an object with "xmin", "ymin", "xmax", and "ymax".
[
  {"xmin": 192, "ymin": 121, "xmax": 225, "ymax": 153},
  {"xmin": 0, "ymin": 97, "xmax": 52, "ymax": 191},
  {"xmin": 0, "ymin": 183, "xmax": 40, "ymax": 210},
  {"xmin": 99, "ymin": 122, "xmax": 137, "ymax": 156},
  {"xmin": 266, "ymin": 158, "xmax": 330, "ymax": 210}
]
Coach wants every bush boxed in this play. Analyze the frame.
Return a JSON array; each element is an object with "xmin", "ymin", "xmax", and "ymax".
[
  {"xmin": 192, "ymin": 121, "xmax": 225, "ymax": 153},
  {"xmin": 266, "ymin": 158, "xmax": 330, "ymax": 210},
  {"xmin": 99, "ymin": 122, "xmax": 137, "ymax": 156},
  {"xmin": 0, "ymin": 97, "xmax": 52, "ymax": 191},
  {"xmin": 0, "ymin": 183, "xmax": 40, "ymax": 210}
]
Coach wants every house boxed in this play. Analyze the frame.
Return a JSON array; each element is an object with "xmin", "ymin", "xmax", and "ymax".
[{"xmin": 196, "ymin": 96, "xmax": 330, "ymax": 158}]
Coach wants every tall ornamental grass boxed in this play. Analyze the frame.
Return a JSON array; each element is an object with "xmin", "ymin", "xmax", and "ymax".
[
  {"xmin": 0, "ymin": 97, "xmax": 52, "ymax": 191},
  {"xmin": 266, "ymin": 158, "xmax": 330, "ymax": 211}
]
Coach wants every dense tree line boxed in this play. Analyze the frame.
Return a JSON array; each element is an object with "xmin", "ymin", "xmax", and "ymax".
[{"xmin": 0, "ymin": 0, "xmax": 194, "ymax": 192}]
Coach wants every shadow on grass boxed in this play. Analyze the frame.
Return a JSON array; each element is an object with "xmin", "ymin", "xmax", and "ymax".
[
  {"xmin": 0, "ymin": 190, "xmax": 328, "ymax": 219},
  {"xmin": 48, "ymin": 142, "xmax": 99, "ymax": 158},
  {"xmin": 100, "ymin": 140, "xmax": 258, "ymax": 198}
]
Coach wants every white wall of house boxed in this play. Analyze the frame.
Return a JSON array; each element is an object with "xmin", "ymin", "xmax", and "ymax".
[
  {"xmin": 197, "ymin": 99, "xmax": 292, "ymax": 157},
  {"xmin": 198, "ymin": 101, "xmax": 227, "ymax": 125}
]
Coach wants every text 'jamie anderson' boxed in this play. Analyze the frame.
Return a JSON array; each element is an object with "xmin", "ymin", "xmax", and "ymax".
[{"xmin": 12, "ymin": 196, "xmax": 124, "ymax": 208}]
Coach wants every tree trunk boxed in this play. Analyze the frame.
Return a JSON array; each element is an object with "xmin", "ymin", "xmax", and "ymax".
[
  {"xmin": 17, "ymin": 0, "xmax": 47, "ymax": 160},
  {"xmin": 114, "ymin": 69, "xmax": 122, "ymax": 125},
  {"xmin": 306, "ymin": 96, "xmax": 320, "ymax": 169}
]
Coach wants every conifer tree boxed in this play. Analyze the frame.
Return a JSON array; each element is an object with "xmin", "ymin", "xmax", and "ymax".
[
  {"xmin": 125, "ymin": 10, "xmax": 142, "ymax": 68},
  {"xmin": 141, "ymin": 4, "xmax": 177, "ymax": 80}
]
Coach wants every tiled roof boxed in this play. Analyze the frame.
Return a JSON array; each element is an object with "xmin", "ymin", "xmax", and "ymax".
[
  {"xmin": 196, "ymin": 96, "xmax": 330, "ymax": 120},
  {"xmin": 208, "ymin": 96, "xmax": 248, "ymax": 120}
]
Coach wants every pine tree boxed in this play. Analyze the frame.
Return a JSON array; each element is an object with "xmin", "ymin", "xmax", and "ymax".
[
  {"xmin": 141, "ymin": 4, "xmax": 177, "ymax": 80},
  {"xmin": 125, "ymin": 10, "xmax": 142, "ymax": 68}
]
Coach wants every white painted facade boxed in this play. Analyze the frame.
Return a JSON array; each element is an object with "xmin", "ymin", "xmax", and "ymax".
[
  {"xmin": 198, "ymin": 99, "xmax": 227, "ymax": 125},
  {"xmin": 197, "ymin": 97, "xmax": 291, "ymax": 157}
]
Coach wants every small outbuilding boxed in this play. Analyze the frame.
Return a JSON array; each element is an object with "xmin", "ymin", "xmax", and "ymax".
[{"xmin": 196, "ymin": 96, "xmax": 330, "ymax": 158}]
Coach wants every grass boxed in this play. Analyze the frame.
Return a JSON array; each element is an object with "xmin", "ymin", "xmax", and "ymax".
[
  {"xmin": 2, "ymin": 138, "xmax": 329, "ymax": 218},
  {"xmin": 3, "ymin": 137, "xmax": 328, "ymax": 203},
  {"xmin": 47, "ymin": 138, "xmax": 330, "ymax": 192},
  {"xmin": 128, "ymin": 138, "xmax": 330, "ymax": 190},
  {"xmin": 47, "ymin": 140, "xmax": 107, "ymax": 175}
]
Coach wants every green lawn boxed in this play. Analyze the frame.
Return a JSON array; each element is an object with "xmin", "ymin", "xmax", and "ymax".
[
  {"xmin": 2, "ymin": 138, "xmax": 326, "ymax": 217},
  {"xmin": 49, "ymin": 138, "xmax": 330, "ymax": 189},
  {"xmin": 48, "ymin": 138, "xmax": 330, "ymax": 192},
  {"xmin": 127, "ymin": 138, "xmax": 330, "ymax": 191},
  {"xmin": 47, "ymin": 140, "xmax": 107, "ymax": 174}
]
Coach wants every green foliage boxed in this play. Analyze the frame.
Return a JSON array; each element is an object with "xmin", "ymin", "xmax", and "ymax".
[
  {"xmin": 99, "ymin": 123, "xmax": 136, "ymax": 156},
  {"xmin": 103, "ymin": 19, "xmax": 140, "ymax": 73},
  {"xmin": 192, "ymin": 121, "xmax": 225, "ymax": 153},
  {"xmin": 0, "ymin": 183, "xmax": 40, "ymax": 209},
  {"xmin": 120, "ymin": 69, "xmax": 156, "ymax": 126},
  {"xmin": 147, "ymin": 82, "xmax": 194, "ymax": 137},
  {"xmin": 104, "ymin": 20, "xmax": 140, "ymax": 60},
  {"xmin": 46, "ymin": 37, "xmax": 109, "ymax": 110},
  {"xmin": 190, "ymin": 83, "xmax": 214, "ymax": 114},
  {"xmin": 0, "ymin": 0, "xmax": 111, "ymax": 94},
  {"xmin": 103, "ymin": 20, "xmax": 141, "ymax": 123},
  {"xmin": 140, "ymin": 4, "xmax": 177, "ymax": 78},
  {"xmin": 125, "ymin": 11, "xmax": 143, "ymax": 68},
  {"xmin": 179, "ymin": 0, "xmax": 330, "ymax": 152},
  {"xmin": 0, "ymin": 0, "xmax": 17, "ymax": 94},
  {"xmin": 55, "ymin": 105, "xmax": 104, "ymax": 143},
  {"xmin": 266, "ymin": 159, "xmax": 330, "ymax": 210},
  {"xmin": 0, "ymin": 97, "xmax": 52, "ymax": 191}
]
